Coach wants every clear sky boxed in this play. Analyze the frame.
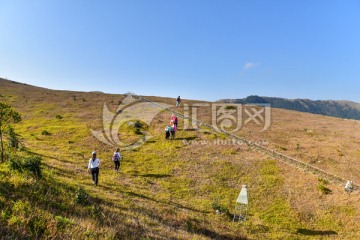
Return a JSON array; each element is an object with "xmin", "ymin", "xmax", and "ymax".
[{"xmin": 1, "ymin": 0, "xmax": 360, "ymax": 102}]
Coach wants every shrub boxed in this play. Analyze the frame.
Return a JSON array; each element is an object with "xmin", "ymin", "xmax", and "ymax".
[
  {"xmin": 41, "ymin": 130, "xmax": 51, "ymax": 136},
  {"xmin": 55, "ymin": 115, "xmax": 63, "ymax": 120},
  {"xmin": 211, "ymin": 202, "xmax": 229, "ymax": 215},
  {"xmin": 317, "ymin": 184, "xmax": 332, "ymax": 195},
  {"xmin": 75, "ymin": 187, "xmax": 89, "ymax": 205},
  {"xmin": 23, "ymin": 156, "xmax": 42, "ymax": 178},
  {"xmin": 225, "ymin": 105, "xmax": 236, "ymax": 110},
  {"xmin": 9, "ymin": 157, "xmax": 23, "ymax": 172},
  {"xmin": 133, "ymin": 120, "xmax": 144, "ymax": 135},
  {"xmin": 279, "ymin": 146, "xmax": 287, "ymax": 151},
  {"xmin": 9, "ymin": 156, "xmax": 42, "ymax": 178},
  {"xmin": 134, "ymin": 120, "xmax": 143, "ymax": 129},
  {"xmin": 133, "ymin": 128, "xmax": 142, "ymax": 135}
]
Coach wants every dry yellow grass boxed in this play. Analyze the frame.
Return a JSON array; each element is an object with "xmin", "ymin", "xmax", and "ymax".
[{"xmin": 1, "ymin": 78, "xmax": 360, "ymax": 239}]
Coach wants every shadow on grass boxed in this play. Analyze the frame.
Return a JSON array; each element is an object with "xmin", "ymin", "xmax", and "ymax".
[
  {"xmin": 188, "ymin": 226, "xmax": 247, "ymax": 240},
  {"xmin": 2, "ymin": 161, "xmax": 246, "ymax": 239},
  {"xmin": 124, "ymin": 189, "xmax": 210, "ymax": 214},
  {"xmin": 107, "ymin": 194, "xmax": 248, "ymax": 240},
  {"xmin": 181, "ymin": 128, "xmax": 198, "ymax": 131},
  {"xmin": 138, "ymin": 173, "xmax": 171, "ymax": 178},
  {"xmin": 43, "ymin": 163, "xmax": 79, "ymax": 176},
  {"xmin": 176, "ymin": 136, "xmax": 197, "ymax": 141},
  {"xmin": 22, "ymin": 148, "xmax": 76, "ymax": 164},
  {"xmin": 296, "ymin": 228, "xmax": 337, "ymax": 236}
]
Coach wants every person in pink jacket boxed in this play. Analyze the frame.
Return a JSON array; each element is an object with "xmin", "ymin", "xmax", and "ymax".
[{"xmin": 170, "ymin": 114, "xmax": 178, "ymax": 129}]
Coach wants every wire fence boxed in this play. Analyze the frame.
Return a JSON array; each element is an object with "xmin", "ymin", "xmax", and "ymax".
[{"xmin": 132, "ymin": 95, "xmax": 359, "ymax": 192}]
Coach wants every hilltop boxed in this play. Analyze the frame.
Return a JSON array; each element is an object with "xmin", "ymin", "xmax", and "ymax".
[
  {"xmin": 0, "ymin": 78, "xmax": 360, "ymax": 239},
  {"xmin": 220, "ymin": 95, "xmax": 360, "ymax": 120}
]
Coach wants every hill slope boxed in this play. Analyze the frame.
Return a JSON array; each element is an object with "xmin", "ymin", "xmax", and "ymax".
[
  {"xmin": 1, "ymin": 78, "xmax": 360, "ymax": 239},
  {"xmin": 220, "ymin": 95, "xmax": 360, "ymax": 120}
]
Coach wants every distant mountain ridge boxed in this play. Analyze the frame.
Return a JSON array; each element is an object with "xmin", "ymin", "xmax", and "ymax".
[{"xmin": 220, "ymin": 95, "xmax": 360, "ymax": 120}]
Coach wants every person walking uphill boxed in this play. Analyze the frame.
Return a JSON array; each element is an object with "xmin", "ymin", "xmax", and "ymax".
[
  {"xmin": 88, "ymin": 151, "xmax": 100, "ymax": 186},
  {"xmin": 170, "ymin": 114, "xmax": 178, "ymax": 129},
  {"xmin": 112, "ymin": 148, "xmax": 122, "ymax": 172},
  {"xmin": 176, "ymin": 96, "xmax": 181, "ymax": 107}
]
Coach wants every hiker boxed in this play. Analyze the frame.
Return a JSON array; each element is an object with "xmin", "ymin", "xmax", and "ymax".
[
  {"xmin": 88, "ymin": 151, "xmax": 100, "ymax": 186},
  {"xmin": 165, "ymin": 125, "xmax": 172, "ymax": 139},
  {"xmin": 170, "ymin": 121, "xmax": 177, "ymax": 139},
  {"xmin": 176, "ymin": 96, "xmax": 181, "ymax": 107},
  {"xmin": 112, "ymin": 148, "xmax": 122, "ymax": 172},
  {"xmin": 170, "ymin": 114, "xmax": 178, "ymax": 129}
]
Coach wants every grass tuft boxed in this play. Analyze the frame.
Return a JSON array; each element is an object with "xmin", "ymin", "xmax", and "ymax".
[{"xmin": 317, "ymin": 184, "xmax": 332, "ymax": 195}]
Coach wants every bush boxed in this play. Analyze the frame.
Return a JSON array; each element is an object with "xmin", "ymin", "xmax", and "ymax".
[
  {"xmin": 9, "ymin": 156, "xmax": 42, "ymax": 178},
  {"xmin": 279, "ymin": 146, "xmax": 287, "ymax": 151},
  {"xmin": 225, "ymin": 105, "xmax": 237, "ymax": 110},
  {"xmin": 211, "ymin": 202, "xmax": 229, "ymax": 215},
  {"xmin": 133, "ymin": 120, "xmax": 144, "ymax": 135},
  {"xmin": 10, "ymin": 157, "xmax": 24, "ymax": 172},
  {"xmin": 55, "ymin": 115, "xmax": 63, "ymax": 120},
  {"xmin": 41, "ymin": 130, "xmax": 51, "ymax": 136},
  {"xmin": 134, "ymin": 120, "xmax": 143, "ymax": 128},
  {"xmin": 133, "ymin": 128, "xmax": 142, "ymax": 135},
  {"xmin": 23, "ymin": 156, "xmax": 42, "ymax": 178},
  {"xmin": 75, "ymin": 187, "xmax": 89, "ymax": 205},
  {"xmin": 317, "ymin": 184, "xmax": 332, "ymax": 195}
]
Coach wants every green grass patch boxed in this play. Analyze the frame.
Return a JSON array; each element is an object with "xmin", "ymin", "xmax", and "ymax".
[{"xmin": 317, "ymin": 184, "xmax": 332, "ymax": 195}]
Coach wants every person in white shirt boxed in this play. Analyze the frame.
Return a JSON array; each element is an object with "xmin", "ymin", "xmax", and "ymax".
[
  {"xmin": 113, "ymin": 148, "xmax": 122, "ymax": 172},
  {"xmin": 88, "ymin": 151, "xmax": 100, "ymax": 186}
]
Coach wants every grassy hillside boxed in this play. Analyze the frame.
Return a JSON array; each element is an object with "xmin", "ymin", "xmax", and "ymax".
[
  {"xmin": 221, "ymin": 95, "xmax": 360, "ymax": 120},
  {"xmin": 1, "ymin": 78, "xmax": 360, "ymax": 239}
]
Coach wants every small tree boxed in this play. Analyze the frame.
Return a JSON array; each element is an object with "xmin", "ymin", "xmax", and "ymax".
[{"xmin": 0, "ymin": 102, "xmax": 21, "ymax": 162}]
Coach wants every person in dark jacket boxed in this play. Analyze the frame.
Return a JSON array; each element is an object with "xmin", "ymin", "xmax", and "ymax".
[
  {"xmin": 176, "ymin": 96, "xmax": 181, "ymax": 107},
  {"xmin": 112, "ymin": 148, "xmax": 122, "ymax": 172}
]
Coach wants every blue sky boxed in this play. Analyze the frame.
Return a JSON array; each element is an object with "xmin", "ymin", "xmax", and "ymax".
[{"xmin": 1, "ymin": 0, "xmax": 360, "ymax": 102}]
